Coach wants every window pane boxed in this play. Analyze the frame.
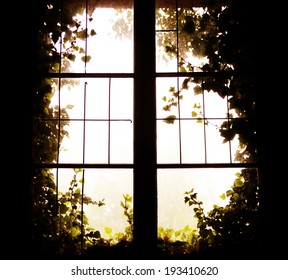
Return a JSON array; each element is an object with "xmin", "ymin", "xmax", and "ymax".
[
  {"xmin": 85, "ymin": 122, "xmax": 109, "ymax": 163},
  {"xmin": 205, "ymin": 119, "xmax": 231, "ymax": 163},
  {"xmin": 158, "ymin": 167, "xmax": 243, "ymax": 235},
  {"xmin": 156, "ymin": 1, "xmax": 206, "ymax": 73},
  {"xmin": 110, "ymin": 122, "xmax": 133, "ymax": 163},
  {"xmin": 55, "ymin": 168, "xmax": 133, "ymax": 241},
  {"xmin": 110, "ymin": 79, "xmax": 133, "ymax": 119},
  {"xmin": 85, "ymin": 8, "xmax": 133, "ymax": 73},
  {"xmin": 157, "ymin": 76, "xmax": 241, "ymax": 164},
  {"xmin": 181, "ymin": 120, "xmax": 205, "ymax": 163},
  {"xmin": 57, "ymin": 0, "xmax": 133, "ymax": 73},
  {"xmin": 82, "ymin": 169, "xmax": 133, "ymax": 240},
  {"xmin": 85, "ymin": 79, "xmax": 109, "ymax": 119},
  {"xmin": 157, "ymin": 120, "xmax": 181, "ymax": 163},
  {"xmin": 156, "ymin": 31, "xmax": 178, "ymax": 72},
  {"xmin": 46, "ymin": 77, "xmax": 133, "ymax": 164},
  {"xmin": 59, "ymin": 121, "xmax": 85, "ymax": 163}
]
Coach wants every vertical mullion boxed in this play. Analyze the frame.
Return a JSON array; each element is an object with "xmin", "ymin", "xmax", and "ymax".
[
  {"xmin": 133, "ymin": 0, "xmax": 157, "ymax": 256},
  {"xmin": 201, "ymin": 77, "xmax": 208, "ymax": 163},
  {"xmin": 177, "ymin": 77, "xmax": 182, "ymax": 164},
  {"xmin": 108, "ymin": 78, "xmax": 111, "ymax": 164},
  {"xmin": 175, "ymin": 0, "xmax": 182, "ymax": 164},
  {"xmin": 81, "ymin": 81, "xmax": 88, "ymax": 252}
]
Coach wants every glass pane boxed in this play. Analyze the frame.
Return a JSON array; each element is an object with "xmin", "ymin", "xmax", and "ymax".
[
  {"xmin": 205, "ymin": 119, "xmax": 231, "ymax": 163},
  {"xmin": 157, "ymin": 77, "xmax": 180, "ymax": 163},
  {"xmin": 157, "ymin": 120, "xmax": 181, "ymax": 163},
  {"xmin": 156, "ymin": 0, "xmax": 207, "ymax": 73},
  {"xmin": 156, "ymin": 31, "xmax": 178, "ymax": 72},
  {"xmin": 85, "ymin": 122, "xmax": 109, "ymax": 163},
  {"xmin": 181, "ymin": 120, "xmax": 205, "ymax": 163},
  {"xmin": 110, "ymin": 122, "xmax": 133, "ymax": 163},
  {"xmin": 83, "ymin": 169, "xmax": 133, "ymax": 240},
  {"xmin": 85, "ymin": 79, "xmax": 109, "ymax": 119},
  {"xmin": 110, "ymin": 79, "xmax": 133, "ymax": 119},
  {"xmin": 48, "ymin": 77, "xmax": 133, "ymax": 164},
  {"xmin": 59, "ymin": 121, "xmax": 84, "ymax": 163},
  {"xmin": 57, "ymin": 0, "xmax": 133, "ymax": 73},
  {"xmin": 204, "ymin": 90, "xmax": 229, "ymax": 118},
  {"xmin": 56, "ymin": 168, "xmax": 133, "ymax": 241},
  {"xmin": 157, "ymin": 76, "xmax": 241, "ymax": 164},
  {"xmin": 158, "ymin": 168, "xmax": 243, "ymax": 237}
]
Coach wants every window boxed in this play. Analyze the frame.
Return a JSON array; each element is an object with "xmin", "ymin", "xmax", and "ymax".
[{"xmin": 32, "ymin": 0, "xmax": 260, "ymax": 259}]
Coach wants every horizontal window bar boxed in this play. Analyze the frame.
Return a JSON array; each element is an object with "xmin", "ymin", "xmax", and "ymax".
[
  {"xmin": 157, "ymin": 163, "xmax": 258, "ymax": 168},
  {"xmin": 33, "ymin": 163, "xmax": 134, "ymax": 168},
  {"xmin": 35, "ymin": 118, "xmax": 133, "ymax": 122},
  {"xmin": 156, "ymin": 71, "xmax": 250, "ymax": 77},
  {"xmin": 40, "ymin": 73, "xmax": 135, "ymax": 78},
  {"xmin": 33, "ymin": 162, "xmax": 258, "ymax": 169},
  {"xmin": 156, "ymin": 117, "xmax": 253, "ymax": 121}
]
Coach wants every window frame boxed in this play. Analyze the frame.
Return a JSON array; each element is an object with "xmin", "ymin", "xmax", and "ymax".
[{"xmin": 30, "ymin": 0, "xmax": 261, "ymax": 258}]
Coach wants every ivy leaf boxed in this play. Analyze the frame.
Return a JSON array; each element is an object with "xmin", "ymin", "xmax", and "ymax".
[
  {"xmin": 175, "ymin": 230, "xmax": 181, "ymax": 237},
  {"xmin": 60, "ymin": 203, "xmax": 69, "ymax": 214},
  {"xmin": 105, "ymin": 227, "xmax": 112, "ymax": 235},
  {"xmin": 193, "ymin": 85, "xmax": 203, "ymax": 95},
  {"xmin": 97, "ymin": 199, "xmax": 105, "ymax": 207},
  {"xmin": 233, "ymin": 193, "xmax": 239, "ymax": 201},
  {"xmin": 81, "ymin": 55, "xmax": 91, "ymax": 62},
  {"xmin": 191, "ymin": 111, "xmax": 198, "ymax": 117},
  {"xmin": 66, "ymin": 104, "xmax": 74, "ymax": 110},
  {"xmin": 76, "ymin": 29, "xmax": 88, "ymax": 40},
  {"xmin": 220, "ymin": 193, "xmax": 226, "ymax": 200},
  {"xmin": 93, "ymin": 230, "xmax": 101, "ymax": 238},
  {"xmin": 169, "ymin": 86, "xmax": 176, "ymax": 93},
  {"xmin": 179, "ymin": 66, "xmax": 186, "ymax": 72},
  {"xmin": 67, "ymin": 53, "xmax": 76, "ymax": 62},
  {"xmin": 234, "ymin": 178, "xmax": 244, "ymax": 187},
  {"xmin": 226, "ymin": 189, "xmax": 233, "ymax": 197},
  {"xmin": 74, "ymin": 188, "xmax": 81, "ymax": 194},
  {"xmin": 90, "ymin": 29, "xmax": 97, "ymax": 36},
  {"xmin": 163, "ymin": 115, "xmax": 176, "ymax": 124},
  {"xmin": 182, "ymin": 78, "xmax": 190, "ymax": 90}
]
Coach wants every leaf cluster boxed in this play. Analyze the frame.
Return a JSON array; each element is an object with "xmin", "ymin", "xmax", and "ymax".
[
  {"xmin": 31, "ymin": 0, "xmax": 97, "ymax": 257},
  {"xmin": 161, "ymin": 1, "xmax": 258, "ymax": 163},
  {"xmin": 184, "ymin": 168, "xmax": 260, "ymax": 253}
]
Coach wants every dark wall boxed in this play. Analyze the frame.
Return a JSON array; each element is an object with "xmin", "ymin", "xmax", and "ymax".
[
  {"xmin": 250, "ymin": 3, "xmax": 287, "ymax": 258},
  {"xmin": 2, "ymin": 1, "xmax": 36, "ymax": 259}
]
